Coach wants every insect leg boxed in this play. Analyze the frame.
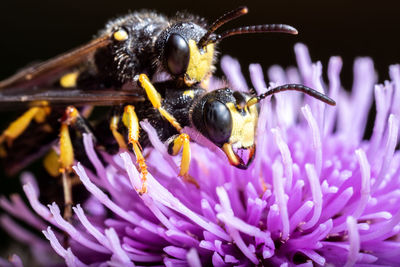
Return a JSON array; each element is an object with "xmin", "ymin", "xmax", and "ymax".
[
  {"xmin": 122, "ymin": 105, "xmax": 148, "ymax": 194},
  {"xmin": 0, "ymin": 106, "xmax": 50, "ymax": 147},
  {"xmin": 58, "ymin": 106, "xmax": 97, "ymax": 220},
  {"xmin": 109, "ymin": 107, "xmax": 128, "ymax": 150},
  {"xmin": 138, "ymin": 74, "xmax": 182, "ymax": 132},
  {"xmin": 167, "ymin": 134, "xmax": 199, "ymax": 187},
  {"xmin": 59, "ymin": 108, "xmax": 75, "ymax": 221},
  {"xmin": 43, "ymin": 149, "xmax": 62, "ymax": 177}
]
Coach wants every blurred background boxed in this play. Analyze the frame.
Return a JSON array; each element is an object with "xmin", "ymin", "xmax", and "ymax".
[
  {"xmin": 0, "ymin": 0, "xmax": 399, "ymax": 261},
  {"xmin": 1, "ymin": 1, "xmax": 400, "ymax": 89}
]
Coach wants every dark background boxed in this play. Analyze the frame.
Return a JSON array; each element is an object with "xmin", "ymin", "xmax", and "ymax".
[
  {"xmin": 0, "ymin": 0, "xmax": 399, "ymax": 261},
  {"xmin": 1, "ymin": 1, "xmax": 400, "ymax": 89}
]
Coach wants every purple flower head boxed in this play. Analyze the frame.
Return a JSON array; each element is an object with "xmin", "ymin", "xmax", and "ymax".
[{"xmin": 2, "ymin": 43, "xmax": 400, "ymax": 266}]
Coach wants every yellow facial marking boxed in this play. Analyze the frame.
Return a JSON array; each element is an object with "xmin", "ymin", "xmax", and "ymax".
[
  {"xmin": 113, "ymin": 29, "xmax": 129, "ymax": 41},
  {"xmin": 185, "ymin": 40, "xmax": 214, "ymax": 85},
  {"xmin": 225, "ymin": 102, "xmax": 258, "ymax": 148},
  {"xmin": 60, "ymin": 72, "xmax": 79, "ymax": 88},
  {"xmin": 200, "ymin": 73, "xmax": 212, "ymax": 90},
  {"xmin": 183, "ymin": 90, "xmax": 195, "ymax": 99}
]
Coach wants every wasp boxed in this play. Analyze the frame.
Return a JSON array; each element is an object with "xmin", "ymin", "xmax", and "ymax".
[{"xmin": 0, "ymin": 7, "xmax": 335, "ymax": 218}]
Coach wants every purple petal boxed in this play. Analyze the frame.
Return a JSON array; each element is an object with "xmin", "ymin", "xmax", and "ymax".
[
  {"xmin": 301, "ymin": 164, "xmax": 322, "ymax": 230},
  {"xmin": 186, "ymin": 248, "xmax": 202, "ymax": 267},
  {"xmin": 42, "ymin": 227, "xmax": 87, "ymax": 267},
  {"xmin": 221, "ymin": 56, "xmax": 248, "ymax": 91},
  {"xmin": 302, "ymin": 105, "xmax": 322, "ymax": 175},
  {"xmin": 344, "ymin": 216, "xmax": 360, "ymax": 267}
]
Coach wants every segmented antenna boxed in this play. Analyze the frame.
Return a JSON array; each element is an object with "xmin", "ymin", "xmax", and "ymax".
[
  {"xmin": 247, "ymin": 84, "xmax": 336, "ymax": 106},
  {"xmin": 212, "ymin": 24, "xmax": 298, "ymax": 43},
  {"xmin": 198, "ymin": 6, "xmax": 248, "ymax": 48}
]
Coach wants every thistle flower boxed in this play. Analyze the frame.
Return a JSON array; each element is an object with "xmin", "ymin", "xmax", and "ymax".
[{"xmin": 2, "ymin": 43, "xmax": 400, "ymax": 266}]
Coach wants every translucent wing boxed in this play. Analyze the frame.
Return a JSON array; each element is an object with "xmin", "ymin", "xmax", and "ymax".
[
  {"xmin": 0, "ymin": 87, "xmax": 145, "ymax": 110},
  {"xmin": 0, "ymin": 34, "xmax": 112, "ymax": 89}
]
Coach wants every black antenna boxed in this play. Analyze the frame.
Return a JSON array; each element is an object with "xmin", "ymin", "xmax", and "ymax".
[
  {"xmin": 247, "ymin": 84, "xmax": 336, "ymax": 107},
  {"xmin": 198, "ymin": 6, "xmax": 248, "ymax": 48},
  {"xmin": 212, "ymin": 24, "xmax": 298, "ymax": 43}
]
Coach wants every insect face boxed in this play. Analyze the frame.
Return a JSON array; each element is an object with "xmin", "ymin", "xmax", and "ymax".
[
  {"xmin": 189, "ymin": 82, "xmax": 337, "ymax": 170},
  {"xmin": 191, "ymin": 88, "xmax": 258, "ymax": 169},
  {"xmin": 154, "ymin": 6, "xmax": 300, "ymax": 88},
  {"xmin": 156, "ymin": 22, "xmax": 215, "ymax": 86},
  {"xmin": 0, "ymin": 6, "xmax": 337, "ymax": 223},
  {"xmin": 96, "ymin": 6, "xmax": 298, "ymax": 90}
]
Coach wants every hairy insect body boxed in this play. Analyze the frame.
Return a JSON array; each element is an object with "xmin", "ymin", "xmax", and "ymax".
[
  {"xmin": 62, "ymin": 12, "xmax": 164, "ymax": 90},
  {"xmin": 74, "ymin": 11, "xmax": 211, "ymax": 91},
  {"xmin": 133, "ymin": 84, "xmax": 205, "ymax": 148},
  {"xmin": 0, "ymin": 7, "xmax": 335, "ymax": 211},
  {"xmin": 94, "ymin": 12, "xmax": 169, "ymax": 85}
]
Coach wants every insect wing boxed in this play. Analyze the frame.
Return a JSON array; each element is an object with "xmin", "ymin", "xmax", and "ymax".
[
  {"xmin": 0, "ymin": 35, "xmax": 112, "ymax": 89},
  {"xmin": 0, "ymin": 87, "xmax": 146, "ymax": 110}
]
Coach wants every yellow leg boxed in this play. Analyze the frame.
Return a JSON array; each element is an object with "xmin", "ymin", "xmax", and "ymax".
[
  {"xmin": 54, "ymin": 105, "xmax": 95, "ymax": 177},
  {"xmin": 59, "ymin": 122, "xmax": 74, "ymax": 173},
  {"xmin": 170, "ymin": 134, "xmax": 191, "ymax": 176},
  {"xmin": 62, "ymin": 171, "xmax": 73, "ymax": 221},
  {"xmin": 169, "ymin": 134, "xmax": 198, "ymax": 187},
  {"xmin": 0, "ymin": 106, "xmax": 50, "ymax": 147},
  {"xmin": 58, "ymin": 105, "xmax": 98, "ymax": 219},
  {"xmin": 58, "ymin": 106, "xmax": 80, "ymax": 221},
  {"xmin": 138, "ymin": 74, "xmax": 182, "ymax": 132},
  {"xmin": 122, "ymin": 105, "xmax": 148, "ymax": 194},
  {"xmin": 110, "ymin": 115, "xmax": 128, "ymax": 150}
]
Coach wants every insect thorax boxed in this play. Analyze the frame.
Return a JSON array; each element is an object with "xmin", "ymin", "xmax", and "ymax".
[{"xmin": 94, "ymin": 11, "xmax": 170, "ymax": 85}]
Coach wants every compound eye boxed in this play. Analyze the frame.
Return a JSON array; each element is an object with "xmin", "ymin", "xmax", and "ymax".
[
  {"xmin": 204, "ymin": 99, "xmax": 232, "ymax": 145},
  {"xmin": 165, "ymin": 33, "xmax": 190, "ymax": 76}
]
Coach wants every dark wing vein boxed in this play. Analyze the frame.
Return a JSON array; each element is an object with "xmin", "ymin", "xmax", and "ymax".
[
  {"xmin": 0, "ymin": 88, "xmax": 145, "ymax": 109},
  {"xmin": 0, "ymin": 34, "xmax": 112, "ymax": 89}
]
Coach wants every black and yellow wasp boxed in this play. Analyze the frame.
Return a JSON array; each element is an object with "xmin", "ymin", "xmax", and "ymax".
[{"xmin": 0, "ymin": 7, "xmax": 334, "ymax": 218}]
